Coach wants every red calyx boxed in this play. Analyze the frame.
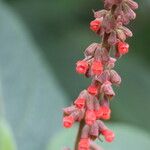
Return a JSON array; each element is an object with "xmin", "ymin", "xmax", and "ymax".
[
  {"xmin": 90, "ymin": 19, "xmax": 101, "ymax": 32},
  {"xmin": 117, "ymin": 41, "xmax": 129, "ymax": 55},
  {"xmin": 78, "ymin": 138, "xmax": 90, "ymax": 150},
  {"xmin": 74, "ymin": 98, "xmax": 86, "ymax": 109},
  {"xmin": 101, "ymin": 129, "xmax": 115, "ymax": 143},
  {"xmin": 85, "ymin": 110, "xmax": 96, "ymax": 126},
  {"xmin": 63, "ymin": 116, "xmax": 74, "ymax": 128},
  {"xmin": 91, "ymin": 60, "xmax": 103, "ymax": 75},
  {"xmin": 76, "ymin": 60, "xmax": 89, "ymax": 74}
]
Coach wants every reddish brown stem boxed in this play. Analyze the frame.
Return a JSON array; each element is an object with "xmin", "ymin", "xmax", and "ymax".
[{"xmin": 74, "ymin": 120, "xmax": 84, "ymax": 150}]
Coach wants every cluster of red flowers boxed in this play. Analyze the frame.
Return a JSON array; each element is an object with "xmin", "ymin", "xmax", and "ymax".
[{"xmin": 63, "ymin": 0, "xmax": 138, "ymax": 149}]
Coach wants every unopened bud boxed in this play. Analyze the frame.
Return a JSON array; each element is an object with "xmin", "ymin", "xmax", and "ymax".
[{"xmin": 110, "ymin": 70, "xmax": 121, "ymax": 85}]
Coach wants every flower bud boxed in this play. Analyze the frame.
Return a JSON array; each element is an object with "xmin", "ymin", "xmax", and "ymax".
[
  {"xmin": 101, "ymin": 129, "xmax": 115, "ymax": 143},
  {"xmin": 87, "ymin": 85, "xmax": 99, "ymax": 96},
  {"xmin": 110, "ymin": 70, "xmax": 121, "ymax": 85},
  {"xmin": 77, "ymin": 109, "xmax": 85, "ymax": 121},
  {"xmin": 91, "ymin": 60, "xmax": 103, "ymax": 75},
  {"xmin": 63, "ymin": 106, "xmax": 76, "ymax": 115},
  {"xmin": 95, "ymin": 106, "xmax": 103, "ymax": 119},
  {"xmin": 126, "ymin": 0, "xmax": 138, "ymax": 10},
  {"xmin": 86, "ymin": 98, "xmax": 94, "ymax": 111},
  {"xmin": 71, "ymin": 109, "xmax": 82, "ymax": 121},
  {"xmin": 117, "ymin": 41, "xmax": 129, "ymax": 55},
  {"xmin": 120, "ymin": 26, "xmax": 133, "ymax": 37},
  {"xmin": 84, "ymin": 43, "xmax": 99, "ymax": 57},
  {"xmin": 108, "ymin": 31, "xmax": 117, "ymax": 45},
  {"xmin": 94, "ymin": 47, "xmax": 109, "ymax": 65},
  {"xmin": 101, "ymin": 106, "xmax": 111, "ymax": 120},
  {"xmin": 85, "ymin": 110, "xmax": 96, "ymax": 126},
  {"xmin": 97, "ymin": 120, "xmax": 107, "ymax": 131},
  {"xmin": 116, "ymin": 29, "xmax": 126, "ymax": 41},
  {"xmin": 95, "ymin": 70, "xmax": 110, "ymax": 84},
  {"xmin": 123, "ymin": 3, "xmax": 136, "ymax": 20},
  {"xmin": 78, "ymin": 138, "xmax": 90, "ymax": 150},
  {"xmin": 76, "ymin": 60, "xmax": 89, "ymax": 74},
  {"xmin": 79, "ymin": 90, "xmax": 89, "ymax": 99},
  {"xmin": 89, "ymin": 122, "xmax": 99, "ymax": 139},
  {"xmin": 107, "ymin": 57, "xmax": 116, "ymax": 69},
  {"xmin": 94, "ymin": 9, "xmax": 108, "ymax": 18},
  {"xmin": 74, "ymin": 98, "xmax": 86, "ymax": 109},
  {"xmin": 101, "ymin": 81, "xmax": 115, "ymax": 99},
  {"xmin": 63, "ymin": 116, "xmax": 74, "ymax": 128},
  {"xmin": 90, "ymin": 19, "xmax": 102, "ymax": 32}
]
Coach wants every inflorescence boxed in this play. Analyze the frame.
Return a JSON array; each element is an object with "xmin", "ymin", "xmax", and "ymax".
[{"xmin": 63, "ymin": 0, "xmax": 138, "ymax": 149}]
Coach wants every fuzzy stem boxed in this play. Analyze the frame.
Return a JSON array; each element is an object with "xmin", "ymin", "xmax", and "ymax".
[{"xmin": 74, "ymin": 120, "xmax": 85, "ymax": 150}]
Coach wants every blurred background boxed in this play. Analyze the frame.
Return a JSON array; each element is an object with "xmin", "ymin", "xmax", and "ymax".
[{"xmin": 0, "ymin": 0, "xmax": 150, "ymax": 150}]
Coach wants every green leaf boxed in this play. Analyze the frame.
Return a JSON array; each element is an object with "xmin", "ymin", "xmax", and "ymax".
[
  {"xmin": 0, "ymin": 119, "xmax": 17, "ymax": 150},
  {"xmin": 47, "ymin": 123, "xmax": 150, "ymax": 150},
  {"xmin": 0, "ymin": 2, "xmax": 68, "ymax": 150}
]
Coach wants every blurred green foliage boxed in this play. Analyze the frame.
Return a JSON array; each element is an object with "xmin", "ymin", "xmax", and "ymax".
[
  {"xmin": 0, "ymin": 0, "xmax": 149, "ymax": 150},
  {"xmin": 0, "ymin": 1, "xmax": 68, "ymax": 150},
  {"xmin": 0, "ymin": 119, "xmax": 17, "ymax": 150}
]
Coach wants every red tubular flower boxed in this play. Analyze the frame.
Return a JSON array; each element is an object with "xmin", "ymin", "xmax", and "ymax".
[
  {"xmin": 74, "ymin": 98, "xmax": 86, "ymax": 109},
  {"xmin": 63, "ymin": 116, "xmax": 74, "ymax": 128},
  {"xmin": 78, "ymin": 138, "xmax": 90, "ymax": 150},
  {"xmin": 101, "ymin": 129, "xmax": 115, "ymax": 143},
  {"xmin": 85, "ymin": 110, "xmax": 96, "ymax": 126},
  {"xmin": 117, "ymin": 41, "xmax": 129, "ymax": 55},
  {"xmin": 91, "ymin": 60, "xmax": 103, "ymax": 75},
  {"xmin": 87, "ymin": 85, "xmax": 99, "ymax": 95},
  {"xmin": 76, "ymin": 60, "xmax": 89, "ymax": 74},
  {"xmin": 90, "ymin": 19, "xmax": 101, "ymax": 32},
  {"xmin": 101, "ymin": 106, "xmax": 111, "ymax": 120}
]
